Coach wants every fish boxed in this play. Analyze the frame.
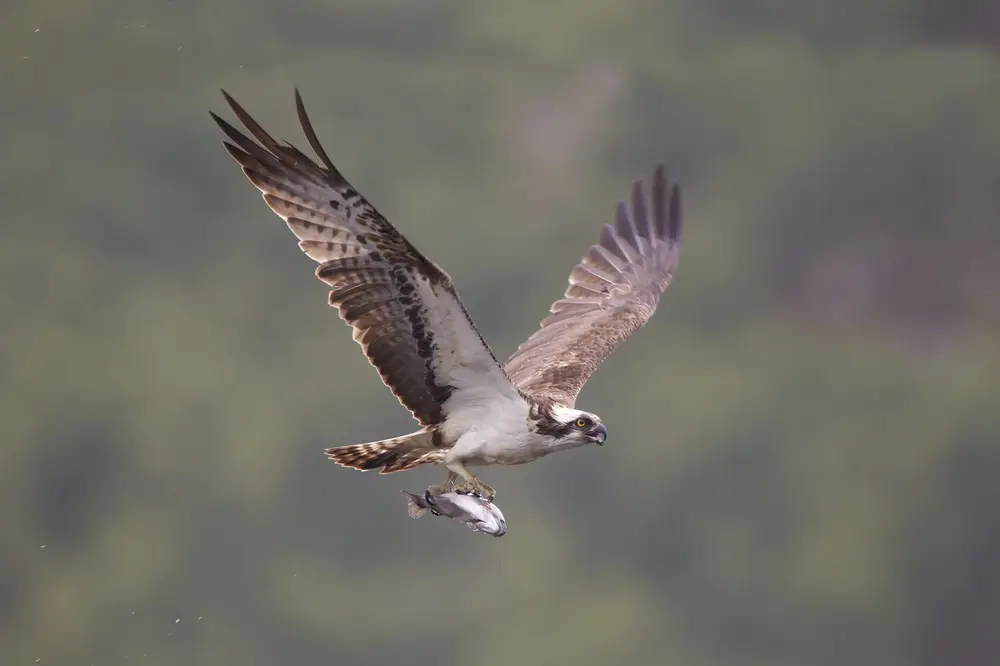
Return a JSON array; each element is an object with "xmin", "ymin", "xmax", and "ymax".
[{"xmin": 401, "ymin": 489, "xmax": 508, "ymax": 537}]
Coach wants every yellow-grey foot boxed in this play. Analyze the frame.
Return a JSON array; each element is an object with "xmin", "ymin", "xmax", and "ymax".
[
  {"xmin": 454, "ymin": 477, "xmax": 496, "ymax": 502},
  {"xmin": 426, "ymin": 471, "xmax": 458, "ymax": 498}
]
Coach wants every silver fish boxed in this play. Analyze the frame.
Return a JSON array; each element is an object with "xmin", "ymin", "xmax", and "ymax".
[{"xmin": 401, "ymin": 489, "xmax": 508, "ymax": 537}]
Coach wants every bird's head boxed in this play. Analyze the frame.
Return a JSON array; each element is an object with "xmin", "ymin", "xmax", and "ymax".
[{"xmin": 538, "ymin": 405, "xmax": 608, "ymax": 448}]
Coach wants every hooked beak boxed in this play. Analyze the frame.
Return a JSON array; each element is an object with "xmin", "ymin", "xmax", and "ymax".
[{"xmin": 587, "ymin": 423, "xmax": 608, "ymax": 445}]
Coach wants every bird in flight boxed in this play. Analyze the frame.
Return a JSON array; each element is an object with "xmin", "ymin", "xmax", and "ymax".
[{"xmin": 211, "ymin": 89, "xmax": 683, "ymax": 500}]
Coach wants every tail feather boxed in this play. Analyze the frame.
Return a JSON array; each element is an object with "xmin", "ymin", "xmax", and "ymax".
[
  {"xmin": 325, "ymin": 430, "xmax": 445, "ymax": 475},
  {"xmin": 381, "ymin": 447, "xmax": 447, "ymax": 473}
]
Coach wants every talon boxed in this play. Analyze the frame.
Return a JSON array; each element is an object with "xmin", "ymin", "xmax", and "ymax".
[
  {"xmin": 426, "ymin": 471, "xmax": 459, "ymax": 498},
  {"xmin": 455, "ymin": 478, "xmax": 495, "ymax": 501}
]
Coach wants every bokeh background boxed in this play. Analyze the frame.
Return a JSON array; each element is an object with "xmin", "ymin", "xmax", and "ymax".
[{"xmin": 3, "ymin": 1, "xmax": 1000, "ymax": 664}]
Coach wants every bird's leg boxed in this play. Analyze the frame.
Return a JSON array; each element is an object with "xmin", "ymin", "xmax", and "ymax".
[
  {"xmin": 426, "ymin": 471, "xmax": 458, "ymax": 498},
  {"xmin": 466, "ymin": 477, "xmax": 496, "ymax": 502},
  {"xmin": 447, "ymin": 462, "xmax": 496, "ymax": 501}
]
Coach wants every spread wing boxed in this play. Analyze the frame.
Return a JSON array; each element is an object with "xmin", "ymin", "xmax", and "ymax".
[
  {"xmin": 504, "ymin": 164, "xmax": 683, "ymax": 407},
  {"xmin": 211, "ymin": 90, "xmax": 518, "ymax": 427}
]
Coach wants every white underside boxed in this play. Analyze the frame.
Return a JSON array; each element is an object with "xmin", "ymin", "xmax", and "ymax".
[{"xmin": 439, "ymin": 381, "xmax": 556, "ymax": 466}]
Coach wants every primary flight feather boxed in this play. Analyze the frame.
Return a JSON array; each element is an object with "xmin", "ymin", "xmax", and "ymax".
[{"xmin": 211, "ymin": 89, "xmax": 683, "ymax": 499}]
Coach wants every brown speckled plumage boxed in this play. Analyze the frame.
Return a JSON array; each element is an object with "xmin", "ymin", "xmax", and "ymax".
[
  {"xmin": 325, "ymin": 430, "xmax": 445, "ymax": 474},
  {"xmin": 211, "ymin": 90, "xmax": 502, "ymax": 430},
  {"xmin": 505, "ymin": 164, "xmax": 682, "ymax": 408}
]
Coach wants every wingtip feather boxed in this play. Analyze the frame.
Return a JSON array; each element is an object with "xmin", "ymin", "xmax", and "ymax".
[
  {"xmin": 629, "ymin": 179, "xmax": 649, "ymax": 245},
  {"xmin": 294, "ymin": 88, "xmax": 339, "ymax": 177},
  {"xmin": 668, "ymin": 183, "xmax": 682, "ymax": 244}
]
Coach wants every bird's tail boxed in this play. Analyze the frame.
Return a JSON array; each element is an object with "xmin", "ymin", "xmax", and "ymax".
[{"xmin": 325, "ymin": 430, "xmax": 446, "ymax": 475}]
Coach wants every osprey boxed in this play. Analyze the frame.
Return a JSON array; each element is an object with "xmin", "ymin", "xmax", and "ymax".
[{"xmin": 211, "ymin": 90, "xmax": 683, "ymax": 500}]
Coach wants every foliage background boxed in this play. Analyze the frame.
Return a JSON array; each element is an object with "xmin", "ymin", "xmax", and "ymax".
[{"xmin": 3, "ymin": 1, "xmax": 999, "ymax": 664}]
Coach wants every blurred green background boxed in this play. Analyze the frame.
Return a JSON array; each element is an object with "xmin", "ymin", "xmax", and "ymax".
[{"xmin": 3, "ymin": 1, "xmax": 1000, "ymax": 664}]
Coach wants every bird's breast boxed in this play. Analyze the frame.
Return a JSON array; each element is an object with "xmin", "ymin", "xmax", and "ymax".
[{"xmin": 467, "ymin": 430, "xmax": 554, "ymax": 466}]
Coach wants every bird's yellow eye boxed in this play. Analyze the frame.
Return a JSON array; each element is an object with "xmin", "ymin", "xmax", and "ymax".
[{"xmin": 575, "ymin": 418, "xmax": 588, "ymax": 428}]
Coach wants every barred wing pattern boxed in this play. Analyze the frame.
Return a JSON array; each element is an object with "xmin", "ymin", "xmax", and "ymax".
[
  {"xmin": 505, "ymin": 165, "xmax": 683, "ymax": 407},
  {"xmin": 211, "ymin": 90, "xmax": 515, "ymax": 427}
]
